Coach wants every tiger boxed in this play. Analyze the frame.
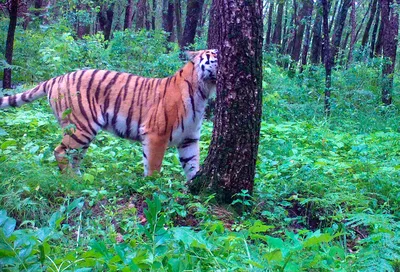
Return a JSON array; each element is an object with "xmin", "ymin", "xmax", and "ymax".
[{"xmin": 0, "ymin": 49, "xmax": 218, "ymax": 181}]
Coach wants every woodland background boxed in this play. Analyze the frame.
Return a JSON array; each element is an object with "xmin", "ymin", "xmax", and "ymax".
[{"xmin": 0, "ymin": 0, "xmax": 400, "ymax": 271}]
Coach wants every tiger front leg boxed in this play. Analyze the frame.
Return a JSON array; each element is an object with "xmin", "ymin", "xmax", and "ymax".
[
  {"xmin": 142, "ymin": 135, "xmax": 169, "ymax": 177},
  {"xmin": 177, "ymin": 138, "xmax": 200, "ymax": 181}
]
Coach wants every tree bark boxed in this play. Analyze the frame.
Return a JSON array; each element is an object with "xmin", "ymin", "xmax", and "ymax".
[
  {"xmin": 329, "ymin": 0, "xmax": 339, "ymax": 33},
  {"xmin": 124, "ymin": 0, "xmax": 134, "ymax": 29},
  {"xmin": 174, "ymin": 0, "xmax": 182, "ymax": 44},
  {"xmin": 322, "ymin": 0, "xmax": 332, "ymax": 116},
  {"xmin": 381, "ymin": 0, "xmax": 399, "ymax": 105},
  {"xmin": 310, "ymin": 0, "xmax": 323, "ymax": 64},
  {"xmin": 291, "ymin": 0, "xmax": 314, "ymax": 62},
  {"xmin": 189, "ymin": 0, "xmax": 263, "ymax": 203},
  {"xmin": 361, "ymin": 0, "xmax": 378, "ymax": 47},
  {"xmin": 180, "ymin": 0, "xmax": 204, "ymax": 49},
  {"xmin": 331, "ymin": 0, "xmax": 351, "ymax": 61},
  {"xmin": 375, "ymin": 0, "xmax": 384, "ymax": 56},
  {"xmin": 136, "ymin": 0, "xmax": 149, "ymax": 30},
  {"xmin": 272, "ymin": 0, "xmax": 284, "ymax": 46},
  {"xmin": 98, "ymin": 3, "xmax": 114, "ymax": 41},
  {"xmin": 3, "ymin": 0, "xmax": 19, "ymax": 89},
  {"xmin": 265, "ymin": 1, "xmax": 275, "ymax": 50},
  {"xmin": 347, "ymin": 0, "xmax": 356, "ymax": 64},
  {"xmin": 162, "ymin": 0, "xmax": 175, "ymax": 42},
  {"xmin": 300, "ymin": 10, "xmax": 313, "ymax": 71},
  {"xmin": 285, "ymin": 0, "xmax": 297, "ymax": 56},
  {"xmin": 370, "ymin": 1, "xmax": 381, "ymax": 58},
  {"xmin": 196, "ymin": 0, "xmax": 208, "ymax": 37},
  {"xmin": 152, "ymin": 0, "xmax": 157, "ymax": 30},
  {"xmin": 207, "ymin": 0, "xmax": 218, "ymax": 48}
]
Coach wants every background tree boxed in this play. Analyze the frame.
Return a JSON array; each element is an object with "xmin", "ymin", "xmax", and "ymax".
[
  {"xmin": 189, "ymin": 0, "xmax": 263, "ymax": 203},
  {"xmin": 3, "ymin": 0, "xmax": 19, "ymax": 89},
  {"xmin": 322, "ymin": 0, "xmax": 332, "ymax": 116},
  {"xmin": 162, "ymin": 0, "xmax": 175, "ymax": 42},
  {"xmin": 381, "ymin": 0, "xmax": 399, "ymax": 105},
  {"xmin": 180, "ymin": 0, "xmax": 204, "ymax": 49}
]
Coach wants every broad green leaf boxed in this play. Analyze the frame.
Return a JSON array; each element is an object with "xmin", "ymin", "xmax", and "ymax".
[{"xmin": 3, "ymin": 217, "xmax": 16, "ymax": 238}]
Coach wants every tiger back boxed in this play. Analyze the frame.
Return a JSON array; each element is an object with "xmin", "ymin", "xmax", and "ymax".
[{"xmin": 0, "ymin": 49, "xmax": 218, "ymax": 180}]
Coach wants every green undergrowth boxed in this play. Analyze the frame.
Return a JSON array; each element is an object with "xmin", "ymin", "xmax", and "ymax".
[{"xmin": 1, "ymin": 20, "xmax": 400, "ymax": 271}]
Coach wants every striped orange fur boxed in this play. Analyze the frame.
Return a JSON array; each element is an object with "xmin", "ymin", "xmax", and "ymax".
[{"xmin": 0, "ymin": 49, "xmax": 218, "ymax": 180}]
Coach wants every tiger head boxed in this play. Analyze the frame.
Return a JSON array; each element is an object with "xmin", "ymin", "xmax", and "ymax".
[{"xmin": 186, "ymin": 49, "xmax": 218, "ymax": 84}]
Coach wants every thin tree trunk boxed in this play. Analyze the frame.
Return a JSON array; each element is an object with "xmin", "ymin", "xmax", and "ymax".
[
  {"xmin": 375, "ymin": 0, "xmax": 384, "ymax": 56},
  {"xmin": 381, "ymin": 0, "xmax": 399, "ymax": 105},
  {"xmin": 174, "ymin": 0, "xmax": 182, "ymax": 44},
  {"xmin": 196, "ymin": 0, "xmax": 208, "ymax": 37},
  {"xmin": 207, "ymin": 0, "xmax": 218, "ymax": 48},
  {"xmin": 136, "ymin": 0, "xmax": 148, "ymax": 30},
  {"xmin": 152, "ymin": 0, "xmax": 157, "ymax": 30},
  {"xmin": 124, "ymin": 0, "xmax": 134, "ymax": 29},
  {"xmin": 190, "ymin": 0, "xmax": 263, "ymax": 204},
  {"xmin": 331, "ymin": 0, "xmax": 351, "ymax": 61},
  {"xmin": 310, "ymin": 0, "xmax": 323, "ymax": 64},
  {"xmin": 3, "ymin": 0, "xmax": 19, "ymax": 89},
  {"xmin": 272, "ymin": 0, "xmax": 284, "ymax": 46},
  {"xmin": 285, "ymin": 0, "xmax": 297, "ymax": 56},
  {"xmin": 300, "ymin": 12, "xmax": 312, "ymax": 72},
  {"xmin": 329, "ymin": 0, "xmax": 340, "ymax": 33},
  {"xmin": 280, "ymin": 0, "xmax": 289, "ymax": 53},
  {"xmin": 180, "ymin": 0, "xmax": 204, "ymax": 49},
  {"xmin": 265, "ymin": 1, "xmax": 275, "ymax": 50},
  {"xmin": 361, "ymin": 0, "xmax": 378, "ymax": 47},
  {"xmin": 291, "ymin": 0, "xmax": 314, "ymax": 62},
  {"xmin": 162, "ymin": 0, "xmax": 175, "ymax": 42},
  {"xmin": 347, "ymin": 0, "xmax": 356, "ymax": 64},
  {"xmin": 98, "ymin": 4, "xmax": 114, "ymax": 41},
  {"xmin": 370, "ymin": 1, "xmax": 381, "ymax": 58},
  {"xmin": 322, "ymin": 0, "xmax": 332, "ymax": 116}
]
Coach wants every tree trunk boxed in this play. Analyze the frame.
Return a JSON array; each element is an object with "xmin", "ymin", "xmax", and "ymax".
[
  {"xmin": 272, "ymin": 0, "xmax": 284, "ymax": 46},
  {"xmin": 136, "ymin": 0, "xmax": 149, "ymax": 30},
  {"xmin": 370, "ymin": 1, "xmax": 381, "ymax": 58},
  {"xmin": 152, "ymin": 0, "xmax": 157, "ymax": 30},
  {"xmin": 98, "ymin": 4, "xmax": 114, "ymax": 41},
  {"xmin": 180, "ymin": 0, "xmax": 204, "ymax": 49},
  {"xmin": 285, "ymin": 0, "xmax": 297, "ymax": 56},
  {"xmin": 322, "ymin": 0, "xmax": 332, "ymax": 116},
  {"xmin": 124, "ymin": 0, "xmax": 134, "ymax": 29},
  {"xmin": 361, "ymin": 0, "xmax": 378, "ymax": 47},
  {"xmin": 381, "ymin": 0, "xmax": 399, "ymax": 105},
  {"xmin": 162, "ymin": 0, "xmax": 175, "ymax": 42},
  {"xmin": 34, "ymin": 0, "xmax": 42, "ymax": 17},
  {"xmin": 265, "ymin": 1, "xmax": 275, "ymax": 50},
  {"xmin": 331, "ymin": 0, "xmax": 351, "ymax": 61},
  {"xmin": 310, "ymin": 0, "xmax": 323, "ymax": 64},
  {"xmin": 291, "ymin": 0, "xmax": 314, "ymax": 62},
  {"xmin": 329, "ymin": 0, "xmax": 339, "ymax": 33},
  {"xmin": 3, "ymin": 0, "xmax": 19, "ymax": 89},
  {"xmin": 207, "ymin": 0, "xmax": 218, "ymax": 48},
  {"xmin": 196, "ymin": 0, "xmax": 208, "ymax": 37},
  {"xmin": 300, "ymin": 11, "xmax": 312, "ymax": 71},
  {"xmin": 375, "ymin": 1, "xmax": 384, "ymax": 56},
  {"xmin": 174, "ymin": 0, "xmax": 182, "ymax": 44},
  {"xmin": 189, "ymin": 0, "xmax": 263, "ymax": 204},
  {"xmin": 347, "ymin": 0, "xmax": 356, "ymax": 64}
]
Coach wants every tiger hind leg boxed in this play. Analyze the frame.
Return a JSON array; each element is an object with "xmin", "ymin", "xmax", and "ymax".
[
  {"xmin": 142, "ymin": 135, "xmax": 169, "ymax": 177},
  {"xmin": 54, "ymin": 130, "xmax": 94, "ymax": 174},
  {"xmin": 177, "ymin": 138, "xmax": 200, "ymax": 181}
]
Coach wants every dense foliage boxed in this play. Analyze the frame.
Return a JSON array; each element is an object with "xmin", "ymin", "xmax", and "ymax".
[{"xmin": 1, "ymin": 19, "xmax": 400, "ymax": 271}]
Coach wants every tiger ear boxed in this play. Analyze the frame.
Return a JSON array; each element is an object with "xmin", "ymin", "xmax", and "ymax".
[{"xmin": 185, "ymin": 51, "xmax": 198, "ymax": 61}]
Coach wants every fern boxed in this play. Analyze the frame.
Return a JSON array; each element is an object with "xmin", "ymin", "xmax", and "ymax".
[{"xmin": 346, "ymin": 213, "xmax": 400, "ymax": 271}]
